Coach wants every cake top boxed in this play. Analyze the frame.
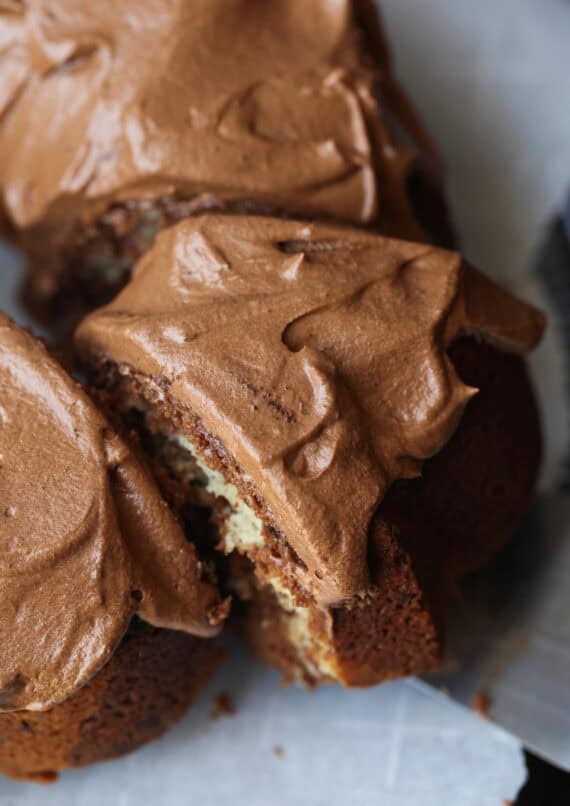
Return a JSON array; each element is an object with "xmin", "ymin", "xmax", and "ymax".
[
  {"xmin": 0, "ymin": 314, "xmax": 225, "ymax": 712},
  {"xmin": 0, "ymin": 0, "xmax": 442, "ymax": 242},
  {"xmin": 75, "ymin": 216, "xmax": 545, "ymax": 606}
]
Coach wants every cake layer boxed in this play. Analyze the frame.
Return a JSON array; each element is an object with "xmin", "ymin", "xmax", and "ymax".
[
  {"xmin": 0, "ymin": 621, "xmax": 222, "ymax": 782},
  {"xmin": 75, "ymin": 215, "xmax": 544, "ymax": 685},
  {"xmin": 0, "ymin": 313, "xmax": 226, "ymax": 712},
  {"xmin": 75, "ymin": 215, "xmax": 544, "ymax": 606},
  {"xmin": 235, "ymin": 337, "xmax": 543, "ymax": 684},
  {"xmin": 83, "ymin": 337, "xmax": 541, "ymax": 686}
]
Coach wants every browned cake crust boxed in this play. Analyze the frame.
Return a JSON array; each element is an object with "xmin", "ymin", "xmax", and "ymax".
[
  {"xmin": 84, "ymin": 337, "xmax": 540, "ymax": 687},
  {"xmin": 0, "ymin": 622, "xmax": 222, "ymax": 783}
]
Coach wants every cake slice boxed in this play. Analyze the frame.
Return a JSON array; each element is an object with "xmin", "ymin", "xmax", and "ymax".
[
  {"xmin": 0, "ymin": 313, "xmax": 227, "ymax": 781},
  {"xmin": 0, "ymin": 0, "xmax": 453, "ymax": 329},
  {"xmin": 75, "ymin": 215, "xmax": 544, "ymax": 686}
]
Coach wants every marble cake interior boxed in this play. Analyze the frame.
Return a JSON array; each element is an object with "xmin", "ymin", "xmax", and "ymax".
[{"xmin": 129, "ymin": 400, "xmax": 342, "ymax": 684}]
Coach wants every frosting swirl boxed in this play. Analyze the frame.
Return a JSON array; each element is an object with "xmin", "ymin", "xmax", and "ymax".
[
  {"xmin": 75, "ymin": 215, "xmax": 545, "ymax": 606},
  {"xmin": 0, "ymin": 0, "xmax": 446, "ymax": 243},
  {"xmin": 0, "ymin": 314, "xmax": 224, "ymax": 712}
]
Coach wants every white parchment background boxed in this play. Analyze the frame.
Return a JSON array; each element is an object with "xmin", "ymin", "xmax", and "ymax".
[{"xmin": 2, "ymin": 0, "xmax": 570, "ymax": 802}]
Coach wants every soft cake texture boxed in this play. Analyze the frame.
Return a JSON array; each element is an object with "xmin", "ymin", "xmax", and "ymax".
[{"xmin": 75, "ymin": 215, "xmax": 544, "ymax": 684}]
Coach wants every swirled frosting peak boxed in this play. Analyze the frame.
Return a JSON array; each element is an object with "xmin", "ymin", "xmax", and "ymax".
[
  {"xmin": 75, "ymin": 216, "xmax": 545, "ymax": 606},
  {"xmin": 0, "ymin": 314, "xmax": 225, "ymax": 712},
  {"xmin": 0, "ymin": 0, "xmax": 444, "ymax": 243}
]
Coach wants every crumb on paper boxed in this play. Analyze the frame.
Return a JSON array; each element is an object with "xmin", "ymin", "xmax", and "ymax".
[
  {"xmin": 29, "ymin": 770, "xmax": 58, "ymax": 784},
  {"xmin": 472, "ymin": 689, "xmax": 492, "ymax": 720},
  {"xmin": 273, "ymin": 745, "xmax": 285, "ymax": 758},
  {"xmin": 210, "ymin": 691, "xmax": 236, "ymax": 720}
]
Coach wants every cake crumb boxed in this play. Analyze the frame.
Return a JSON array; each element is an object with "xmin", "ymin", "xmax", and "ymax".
[
  {"xmin": 472, "ymin": 689, "xmax": 492, "ymax": 719},
  {"xmin": 210, "ymin": 692, "xmax": 236, "ymax": 720},
  {"xmin": 273, "ymin": 745, "xmax": 285, "ymax": 758},
  {"xmin": 28, "ymin": 770, "xmax": 59, "ymax": 784}
]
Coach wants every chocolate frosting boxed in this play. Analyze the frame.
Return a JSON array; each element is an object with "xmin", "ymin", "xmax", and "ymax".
[
  {"xmin": 0, "ymin": 0, "xmax": 444, "ymax": 243},
  {"xmin": 75, "ymin": 216, "xmax": 545, "ymax": 606},
  {"xmin": 0, "ymin": 314, "xmax": 224, "ymax": 712}
]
